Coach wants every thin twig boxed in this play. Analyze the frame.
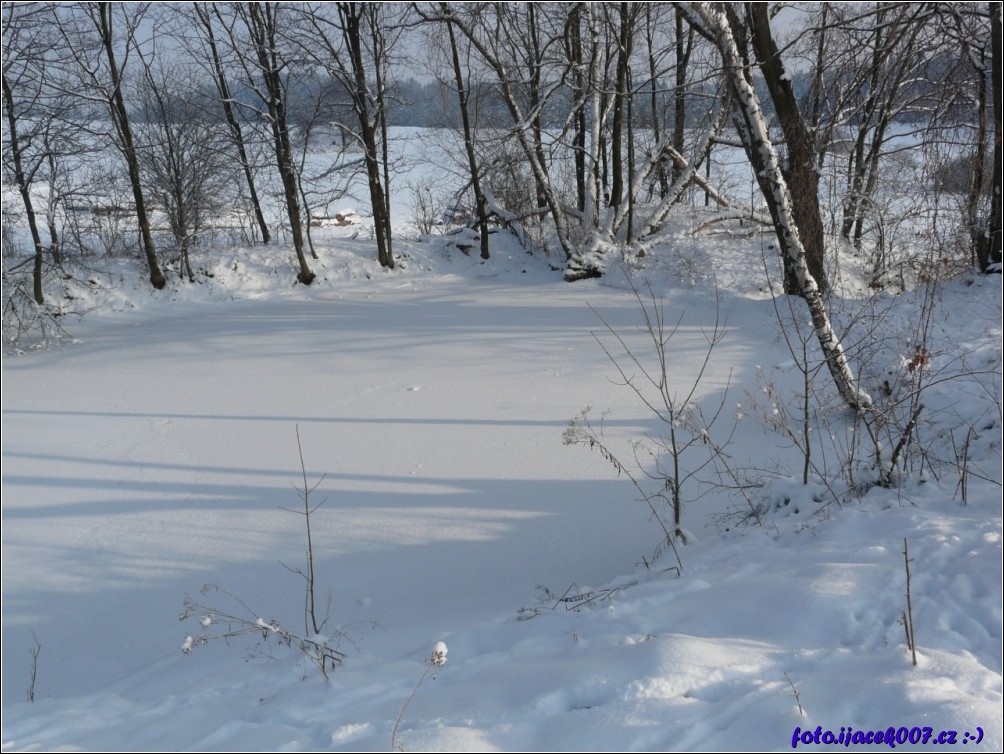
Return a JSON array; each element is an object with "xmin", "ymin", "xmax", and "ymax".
[
  {"xmin": 391, "ymin": 666, "xmax": 431, "ymax": 752},
  {"xmin": 903, "ymin": 538, "xmax": 918, "ymax": 666},
  {"xmin": 27, "ymin": 632, "xmax": 41, "ymax": 703},
  {"xmin": 783, "ymin": 671, "xmax": 804, "ymax": 716}
]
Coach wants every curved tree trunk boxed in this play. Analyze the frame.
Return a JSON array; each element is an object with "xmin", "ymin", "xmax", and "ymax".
[{"xmin": 680, "ymin": 2, "xmax": 872, "ymax": 413}]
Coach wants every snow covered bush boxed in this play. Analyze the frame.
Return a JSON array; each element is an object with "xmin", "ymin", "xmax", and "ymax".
[
  {"xmin": 179, "ymin": 426, "xmax": 355, "ymax": 680},
  {"xmin": 1, "ymin": 261, "xmax": 70, "ymax": 352},
  {"xmin": 179, "ymin": 583, "xmax": 346, "ymax": 679}
]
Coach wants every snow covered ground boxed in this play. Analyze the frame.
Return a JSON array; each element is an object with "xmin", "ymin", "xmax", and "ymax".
[{"xmin": 2, "ymin": 188, "xmax": 1002, "ymax": 751}]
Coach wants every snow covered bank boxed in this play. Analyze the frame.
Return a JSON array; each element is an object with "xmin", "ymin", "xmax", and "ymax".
[{"xmin": 2, "ymin": 233, "xmax": 1000, "ymax": 751}]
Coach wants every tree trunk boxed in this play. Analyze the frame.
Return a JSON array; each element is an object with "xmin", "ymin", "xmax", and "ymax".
[
  {"xmin": 645, "ymin": 6, "xmax": 668, "ymax": 200},
  {"xmin": 809, "ymin": 3, "xmax": 829, "ymax": 170},
  {"xmin": 246, "ymin": 3, "xmax": 314, "ymax": 284},
  {"xmin": 368, "ymin": 4, "xmax": 394, "ymax": 267},
  {"xmin": 626, "ymin": 64, "xmax": 635, "ymax": 242},
  {"xmin": 445, "ymin": 9, "xmax": 490, "ymax": 260},
  {"xmin": 41, "ymin": 132, "xmax": 62, "ymax": 267},
  {"xmin": 980, "ymin": 2, "xmax": 1003, "ymax": 272},
  {"xmin": 97, "ymin": 3, "xmax": 166, "ymax": 290},
  {"xmin": 582, "ymin": 4, "xmax": 604, "ymax": 236},
  {"xmin": 568, "ymin": 6, "xmax": 588, "ymax": 213},
  {"xmin": 526, "ymin": 4, "xmax": 550, "ymax": 212},
  {"xmin": 197, "ymin": 4, "xmax": 271, "ymax": 245},
  {"xmin": 340, "ymin": 2, "xmax": 394, "ymax": 269},
  {"xmin": 2, "ymin": 73, "xmax": 45, "ymax": 304},
  {"xmin": 681, "ymin": 2, "xmax": 871, "ymax": 413},
  {"xmin": 672, "ymin": 8, "xmax": 693, "ymax": 185},
  {"xmin": 746, "ymin": 2, "xmax": 828, "ymax": 293},
  {"xmin": 609, "ymin": 3, "xmax": 631, "ymax": 208}
]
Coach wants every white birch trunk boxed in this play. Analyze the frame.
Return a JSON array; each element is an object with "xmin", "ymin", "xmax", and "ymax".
[{"xmin": 681, "ymin": 2, "xmax": 873, "ymax": 413}]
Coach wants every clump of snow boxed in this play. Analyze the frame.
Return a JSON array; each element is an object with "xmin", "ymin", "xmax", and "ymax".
[{"xmin": 431, "ymin": 641, "xmax": 448, "ymax": 668}]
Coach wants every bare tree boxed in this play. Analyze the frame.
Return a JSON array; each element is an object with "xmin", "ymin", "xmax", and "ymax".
[
  {"xmin": 426, "ymin": 3, "xmax": 577, "ymax": 262},
  {"xmin": 135, "ymin": 56, "xmax": 233, "ymax": 282},
  {"xmin": 423, "ymin": 3, "xmax": 729, "ymax": 279},
  {"xmin": 287, "ymin": 71, "xmax": 358, "ymax": 261},
  {"xmin": 830, "ymin": 5, "xmax": 931, "ymax": 255},
  {"xmin": 678, "ymin": 2, "xmax": 872, "ymax": 413},
  {"xmin": 229, "ymin": 2, "xmax": 316, "ymax": 284},
  {"xmin": 440, "ymin": 3, "xmax": 490, "ymax": 259},
  {"xmin": 51, "ymin": 2, "xmax": 167, "ymax": 290},
  {"xmin": 2, "ymin": 4, "xmax": 53, "ymax": 303},
  {"xmin": 987, "ymin": 2, "xmax": 1003, "ymax": 272},
  {"xmin": 296, "ymin": 2, "xmax": 401, "ymax": 270},
  {"xmin": 772, "ymin": 1, "xmax": 1001, "ymax": 288},
  {"xmin": 190, "ymin": 2, "xmax": 271, "ymax": 246},
  {"xmin": 951, "ymin": 2, "xmax": 1002, "ymax": 273}
]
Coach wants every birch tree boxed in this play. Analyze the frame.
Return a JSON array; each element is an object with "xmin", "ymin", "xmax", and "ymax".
[{"xmin": 677, "ymin": 2, "xmax": 872, "ymax": 413}]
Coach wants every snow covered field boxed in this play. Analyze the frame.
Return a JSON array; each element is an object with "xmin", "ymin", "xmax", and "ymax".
[
  {"xmin": 1, "ymin": 226, "xmax": 1003, "ymax": 750},
  {"xmin": 2, "ymin": 177, "xmax": 1002, "ymax": 749}
]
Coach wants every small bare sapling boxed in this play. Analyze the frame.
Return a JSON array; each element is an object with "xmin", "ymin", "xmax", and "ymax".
[
  {"xmin": 27, "ymin": 631, "xmax": 41, "ymax": 703},
  {"xmin": 179, "ymin": 425, "xmax": 349, "ymax": 679},
  {"xmin": 902, "ymin": 538, "xmax": 918, "ymax": 667},
  {"xmin": 565, "ymin": 277, "xmax": 732, "ymax": 565}
]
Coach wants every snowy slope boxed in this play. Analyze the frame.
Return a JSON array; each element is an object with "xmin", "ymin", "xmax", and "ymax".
[{"xmin": 2, "ymin": 217, "xmax": 1001, "ymax": 751}]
